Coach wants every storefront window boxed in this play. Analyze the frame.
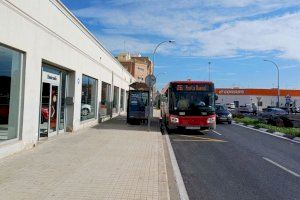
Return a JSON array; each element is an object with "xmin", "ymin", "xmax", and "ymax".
[
  {"xmin": 100, "ymin": 82, "xmax": 111, "ymax": 117},
  {"xmin": 81, "ymin": 75, "xmax": 97, "ymax": 121},
  {"xmin": 59, "ymin": 72, "xmax": 67, "ymax": 130},
  {"xmin": 0, "ymin": 45, "xmax": 23, "ymax": 142},
  {"xmin": 120, "ymin": 89, "xmax": 125, "ymax": 112},
  {"xmin": 113, "ymin": 86, "xmax": 119, "ymax": 113}
]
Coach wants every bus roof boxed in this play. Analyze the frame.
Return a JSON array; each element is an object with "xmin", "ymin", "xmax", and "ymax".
[
  {"xmin": 170, "ymin": 81, "xmax": 214, "ymax": 85},
  {"xmin": 161, "ymin": 81, "xmax": 214, "ymax": 94}
]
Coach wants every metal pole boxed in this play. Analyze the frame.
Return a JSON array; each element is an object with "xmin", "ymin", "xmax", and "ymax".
[
  {"xmin": 264, "ymin": 60, "xmax": 280, "ymax": 107},
  {"xmin": 148, "ymin": 40, "xmax": 175, "ymax": 131},
  {"xmin": 208, "ymin": 61, "xmax": 211, "ymax": 81}
]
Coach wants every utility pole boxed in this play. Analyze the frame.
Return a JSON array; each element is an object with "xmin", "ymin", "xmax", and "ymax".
[{"xmin": 208, "ymin": 61, "xmax": 211, "ymax": 81}]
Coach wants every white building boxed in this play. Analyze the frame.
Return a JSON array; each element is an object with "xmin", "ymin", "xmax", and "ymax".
[
  {"xmin": 0, "ymin": 0, "xmax": 134, "ymax": 158},
  {"xmin": 216, "ymin": 88, "xmax": 300, "ymax": 109}
]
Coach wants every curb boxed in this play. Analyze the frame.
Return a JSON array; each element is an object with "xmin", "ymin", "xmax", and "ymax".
[
  {"xmin": 259, "ymin": 128, "xmax": 268, "ymax": 132},
  {"xmin": 273, "ymin": 132, "xmax": 285, "ymax": 137},
  {"xmin": 165, "ymin": 134, "xmax": 189, "ymax": 200},
  {"xmin": 233, "ymin": 122, "xmax": 300, "ymax": 144}
]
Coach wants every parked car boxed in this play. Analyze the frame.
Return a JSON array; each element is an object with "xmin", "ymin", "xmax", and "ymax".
[
  {"xmin": 239, "ymin": 104, "xmax": 253, "ymax": 113},
  {"xmin": 0, "ymin": 104, "xmax": 9, "ymax": 124},
  {"xmin": 290, "ymin": 106, "xmax": 300, "ymax": 113},
  {"xmin": 40, "ymin": 106, "xmax": 49, "ymax": 123},
  {"xmin": 215, "ymin": 105, "xmax": 232, "ymax": 124},
  {"xmin": 81, "ymin": 104, "xmax": 92, "ymax": 116},
  {"xmin": 259, "ymin": 107, "xmax": 292, "ymax": 127},
  {"xmin": 2, "ymin": 104, "xmax": 50, "ymax": 124},
  {"xmin": 260, "ymin": 107, "xmax": 288, "ymax": 118}
]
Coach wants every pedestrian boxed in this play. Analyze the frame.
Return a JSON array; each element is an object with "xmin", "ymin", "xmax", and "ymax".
[{"xmin": 252, "ymin": 103, "xmax": 257, "ymax": 116}]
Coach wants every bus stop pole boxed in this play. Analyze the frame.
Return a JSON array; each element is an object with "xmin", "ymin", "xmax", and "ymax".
[{"xmin": 147, "ymin": 87, "xmax": 152, "ymax": 131}]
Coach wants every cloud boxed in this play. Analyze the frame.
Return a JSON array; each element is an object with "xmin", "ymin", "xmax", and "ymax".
[
  {"xmin": 225, "ymin": 72, "xmax": 237, "ymax": 76},
  {"xmin": 71, "ymin": 0, "xmax": 300, "ymax": 60},
  {"xmin": 97, "ymin": 34, "xmax": 156, "ymax": 54},
  {"xmin": 196, "ymin": 13, "xmax": 300, "ymax": 60},
  {"xmin": 280, "ymin": 65, "xmax": 300, "ymax": 70},
  {"xmin": 155, "ymin": 65, "xmax": 169, "ymax": 69}
]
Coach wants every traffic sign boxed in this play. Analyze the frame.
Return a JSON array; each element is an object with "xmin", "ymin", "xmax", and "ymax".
[{"xmin": 145, "ymin": 75, "xmax": 156, "ymax": 87}]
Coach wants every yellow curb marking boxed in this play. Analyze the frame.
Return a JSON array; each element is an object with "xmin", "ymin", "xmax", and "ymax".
[
  {"xmin": 175, "ymin": 135, "xmax": 227, "ymax": 142},
  {"xmin": 173, "ymin": 139, "xmax": 227, "ymax": 142},
  {"xmin": 178, "ymin": 135, "xmax": 210, "ymax": 140}
]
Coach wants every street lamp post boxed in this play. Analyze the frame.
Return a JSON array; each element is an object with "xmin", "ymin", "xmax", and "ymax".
[
  {"xmin": 152, "ymin": 40, "xmax": 175, "ymax": 75},
  {"xmin": 264, "ymin": 59, "xmax": 280, "ymax": 107},
  {"xmin": 148, "ymin": 40, "xmax": 175, "ymax": 131},
  {"xmin": 155, "ymin": 72, "xmax": 166, "ymax": 79}
]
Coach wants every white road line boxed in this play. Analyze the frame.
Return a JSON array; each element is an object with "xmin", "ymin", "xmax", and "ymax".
[
  {"xmin": 263, "ymin": 157, "xmax": 300, "ymax": 178},
  {"xmin": 233, "ymin": 123, "xmax": 300, "ymax": 144},
  {"xmin": 166, "ymin": 134, "xmax": 190, "ymax": 200},
  {"xmin": 212, "ymin": 130, "xmax": 222, "ymax": 136}
]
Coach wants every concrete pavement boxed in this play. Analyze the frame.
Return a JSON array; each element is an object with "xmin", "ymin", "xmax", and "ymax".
[{"xmin": 0, "ymin": 116, "xmax": 169, "ymax": 200}]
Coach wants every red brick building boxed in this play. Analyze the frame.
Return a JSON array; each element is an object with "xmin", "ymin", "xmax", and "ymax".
[{"xmin": 117, "ymin": 53, "xmax": 153, "ymax": 82}]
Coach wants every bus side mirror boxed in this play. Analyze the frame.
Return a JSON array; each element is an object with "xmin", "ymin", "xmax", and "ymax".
[{"xmin": 215, "ymin": 94, "xmax": 218, "ymax": 101}]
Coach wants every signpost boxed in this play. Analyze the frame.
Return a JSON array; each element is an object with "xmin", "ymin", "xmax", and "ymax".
[
  {"xmin": 285, "ymin": 94, "xmax": 292, "ymax": 111},
  {"xmin": 145, "ymin": 75, "xmax": 156, "ymax": 131},
  {"xmin": 256, "ymin": 97, "xmax": 262, "ymax": 111}
]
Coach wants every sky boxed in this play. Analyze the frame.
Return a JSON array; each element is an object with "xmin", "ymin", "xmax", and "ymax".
[{"xmin": 61, "ymin": 0, "xmax": 300, "ymax": 90}]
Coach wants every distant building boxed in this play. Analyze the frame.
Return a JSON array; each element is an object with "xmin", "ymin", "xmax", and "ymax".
[
  {"xmin": 215, "ymin": 88, "xmax": 300, "ymax": 109},
  {"xmin": 117, "ymin": 53, "xmax": 153, "ymax": 82}
]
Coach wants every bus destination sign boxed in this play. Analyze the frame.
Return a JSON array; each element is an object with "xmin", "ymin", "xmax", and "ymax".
[{"xmin": 176, "ymin": 84, "xmax": 209, "ymax": 91}]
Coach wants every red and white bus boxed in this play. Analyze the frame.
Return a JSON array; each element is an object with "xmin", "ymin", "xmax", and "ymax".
[{"xmin": 161, "ymin": 81, "xmax": 217, "ymax": 131}]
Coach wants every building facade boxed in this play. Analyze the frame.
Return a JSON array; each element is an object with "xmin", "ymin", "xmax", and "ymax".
[
  {"xmin": 216, "ymin": 88, "xmax": 300, "ymax": 109},
  {"xmin": 117, "ymin": 53, "xmax": 153, "ymax": 82},
  {"xmin": 0, "ymin": 0, "xmax": 134, "ymax": 158}
]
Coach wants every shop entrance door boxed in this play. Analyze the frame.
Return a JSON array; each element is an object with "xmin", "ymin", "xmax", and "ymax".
[{"xmin": 39, "ymin": 71, "xmax": 60, "ymax": 137}]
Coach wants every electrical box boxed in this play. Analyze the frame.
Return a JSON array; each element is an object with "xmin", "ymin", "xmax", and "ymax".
[{"xmin": 65, "ymin": 97, "xmax": 74, "ymax": 105}]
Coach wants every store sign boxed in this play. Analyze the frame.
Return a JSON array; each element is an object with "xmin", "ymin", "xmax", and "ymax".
[
  {"xmin": 42, "ymin": 71, "xmax": 60, "ymax": 85},
  {"xmin": 218, "ymin": 89, "xmax": 245, "ymax": 95}
]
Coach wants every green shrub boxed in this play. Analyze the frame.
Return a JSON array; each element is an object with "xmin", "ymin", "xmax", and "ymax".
[
  {"xmin": 234, "ymin": 117, "xmax": 300, "ymax": 137},
  {"xmin": 234, "ymin": 117, "xmax": 260, "ymax": 125}
]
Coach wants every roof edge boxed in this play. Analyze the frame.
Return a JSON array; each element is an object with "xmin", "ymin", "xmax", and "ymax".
[{"xmin": 53, "ymin": 0, "xmax": 134, "ymax": 79}]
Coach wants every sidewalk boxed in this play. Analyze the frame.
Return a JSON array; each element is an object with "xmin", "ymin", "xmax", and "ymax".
[{"xmin": 0, "ymin": 116, "xmax": 169, "ymax": 200}]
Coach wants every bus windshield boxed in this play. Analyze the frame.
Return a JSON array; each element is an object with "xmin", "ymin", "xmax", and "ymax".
[{"xmin": 170, "ymin": 91, "xmax": 215, "ymax": 112}]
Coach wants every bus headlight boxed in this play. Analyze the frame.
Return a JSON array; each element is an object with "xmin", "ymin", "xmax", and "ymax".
[
  {"xmin": 170, "ymin": 116, "xmax": 179, "ymax": 123},
  {"xmin": 207, "ymin": 117, "xmax": 216, "ymax": 124}
]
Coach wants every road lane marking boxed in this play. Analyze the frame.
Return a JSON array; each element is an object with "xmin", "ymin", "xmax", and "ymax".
[
  {"xmin": 173, "ymin": 139, "xmax": 227, "ymax": 142},
  {"xmin": 263, "ymin": 157, "xmax": 300, "ymax": 178},
  {"xmin": 165, "ymin": 135, "xmax": 190, "ymax": 200},
  {"xmin": 233, "ymin": 123, "xmax": 300, "ymax": 144},
  {"xmin": 212, "ymin": 130, "xmax": 222, "ymax": 136}
]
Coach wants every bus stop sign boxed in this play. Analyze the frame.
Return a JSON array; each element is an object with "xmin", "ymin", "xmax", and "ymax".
[{"xmin": 145, "ymin": 75, "xmax": 156, "ymax": 88}]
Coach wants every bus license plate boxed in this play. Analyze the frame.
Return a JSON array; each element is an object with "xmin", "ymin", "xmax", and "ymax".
[{"xmin": 186, "ymin": 126, "xmax": 200, "ymax": 130}]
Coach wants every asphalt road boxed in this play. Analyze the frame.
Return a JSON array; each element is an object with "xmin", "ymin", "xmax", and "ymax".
[{"xmin": 169, "ymin": 123, "xmax": 300, "ymax": 200}]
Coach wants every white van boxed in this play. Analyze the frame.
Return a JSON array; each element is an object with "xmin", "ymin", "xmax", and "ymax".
[{"xmin": 225, "ymin": 103, "xmax": 236, "ymax": 109}]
